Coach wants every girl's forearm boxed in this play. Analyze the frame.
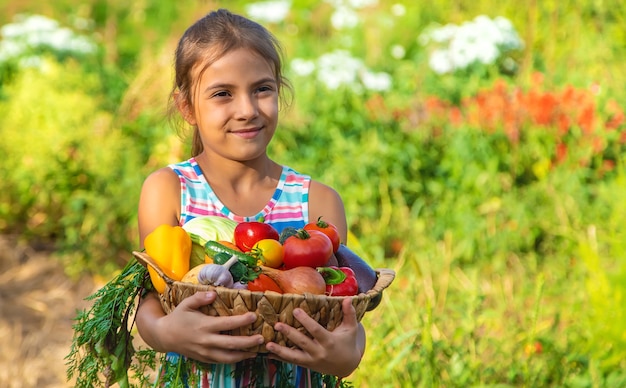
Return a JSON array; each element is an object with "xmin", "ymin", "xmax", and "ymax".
[
  {"xmin": 135, "ymin": 292, "xmax": 168, "ymax": 352},
  {"xmin": 357, "ymin": 322, "xmax": 366, "ymax": 357}
]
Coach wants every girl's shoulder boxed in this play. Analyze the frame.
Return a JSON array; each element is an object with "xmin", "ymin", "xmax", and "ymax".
[
  {"xmin": 306, "ymin": 179, "xmax": 348, "ymax": 243},
  {"xmin": 138, "ymin": 166, "xmax": 182, "ymax": 235},
  {"xmin": 142, "ymin": 166, "xmax": 180, "ymax": 190}
]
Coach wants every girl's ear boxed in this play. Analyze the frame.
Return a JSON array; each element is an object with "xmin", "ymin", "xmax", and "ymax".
[{"xmin": 174, "ymin": 91, "xmax": 197, "ymax": 125}]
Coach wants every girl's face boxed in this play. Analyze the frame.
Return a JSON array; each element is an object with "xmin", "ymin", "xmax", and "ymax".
[{"xmin": 187, "ymin": 48, "xmax": 279, "ymax": 163}]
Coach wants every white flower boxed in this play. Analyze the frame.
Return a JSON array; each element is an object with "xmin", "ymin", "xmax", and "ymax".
[
  {"xmin": 447, "ymin": 40, "xmax": 473, "ymax": 70},
  {"xmin": 325, "ymin": 0, "xmax": 377, "ymax": 9},
  {"xmin": 245, "ymin": 0, "xmax": 291, "ymax": 24},
  {"xmin": 0, "ymin": 13, "xmax": 96, "ymax": 65},
  {"xmin": 426, "ymin": 24, "xmax": 458, "ymax": 44},
  {"xmin": 360, "ymin": 69, "xmax": 392, "ymax": 91},
  {"xmin": 45, "ymin": 27, "xmax": 74, "ymax": 50},
  {"xmin": 331, "ymin": 6, "xmax": 359, "ymax": 29},
  {"xmin": 348, "ymin": 0, "xmax": 378, "ymax": 8},
  {"xmin": 471, "ymin": 15, "xmax": 502, "ymax": 42},
  {"xmin": 68, "ymin": 35, "xmax": 97, "ymax": 54},
  {"xmin": 473, "ymin": 40, "xmax": 500, "ymax": 65},
  {"xmin": 317, "ymin": 50, "xmax": 363, "ymax": 89},
  {"xmin": 294, "ymin": 50, "xmax": 391, "ymax": 92},
  {"xmin": 493, "ymin": 16, "xmax": 524, "ymax": 50},
  {"xmin": 0, "ymin": 39, "xmax": 24, "ymax": 61},
  {"xmin": 290, "ymin": 58, "xmax": 315, "ymax": 76},
  {"xmin": 2, "ymin": 14, "xmax": 58, "ymax": 37},
  {"xmin": 390, "ymin": 44, "xmax": 405, "ymax": 59},
  {"xmin": 419, "ymin": 15, "xmax": 523, "ymax": 74},
  {"xmin": 391, "ymin": 3, "xmax": 406, "ymax": 17},
  {"xmin": 428, "ymin": 49, "xmax": 454, "ymax": 74},
  {"xmin": 493, "ymin": 16, "xmax": 514, "ymax": 31}
]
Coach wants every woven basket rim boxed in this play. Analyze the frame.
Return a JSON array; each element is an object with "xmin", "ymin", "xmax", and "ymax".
[{"xmin": 132, "ymin": 250, "xmax": 395, "ymax": 300}]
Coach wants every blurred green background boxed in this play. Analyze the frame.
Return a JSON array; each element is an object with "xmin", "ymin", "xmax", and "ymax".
[{"xmin": 1, "ymin": 0, "xmax": 625, "ymax": 386}]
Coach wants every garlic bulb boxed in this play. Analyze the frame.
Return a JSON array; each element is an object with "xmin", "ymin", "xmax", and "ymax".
[{"xmin": 197, "ymin": 256, "xmax": 239, "ymax": 287}]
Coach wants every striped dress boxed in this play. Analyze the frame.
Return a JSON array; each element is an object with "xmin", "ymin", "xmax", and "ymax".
[
  {"xmin": 174, "ymin": 158, "xmax": 310, "ymax": 233},
  {"xmin": 162, "ymin": 157, "xmax": 323, "ymax": 387}
]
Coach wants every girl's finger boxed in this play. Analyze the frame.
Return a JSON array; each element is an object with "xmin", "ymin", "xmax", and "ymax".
[
  {"xmin": 289, "ymin": 308, "xmax": 327, "ymax": 340},
  {"xmin": 177, "ymin": 291, "xmax": 217, "ymax": 311},
  {"xmin": 208, "ymin": 312, "xmax": 258, "ymax": 331},
  {"xmin": 200, "ymin": 334, "xmax": 264, "ymax": 354},
  {"xmin": 339, "ymin": 297, "xmax": 358, "ymax": 328}
]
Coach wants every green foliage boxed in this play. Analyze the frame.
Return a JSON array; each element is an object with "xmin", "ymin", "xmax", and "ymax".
[
  {"xmin": 66, "ymin": 259, "xmax": 152, "ymax": 387},
  {"xmin": 577, "ymin": 170, "xmax": 626, "ymax": 371},
  {"xmin": 1, "ymin": 1, "xmax": 625, "ymax": 386},
  {"xmin": 0, "ymin": 58, "xmax": 145, "ymax": 274}
]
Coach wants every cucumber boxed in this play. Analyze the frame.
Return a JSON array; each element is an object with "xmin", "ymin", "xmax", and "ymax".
[
  {"xmin": 212, "ymin": 252, "xmax": 232, "ymax": 265},
  {"xmin": 203, "ymin": 240, "xmax": 258, "ymax": 268}
]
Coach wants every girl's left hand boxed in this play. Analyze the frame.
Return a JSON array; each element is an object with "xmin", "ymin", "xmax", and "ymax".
[{"xmin": 265, "ymin": 297, "xmax": 365, "ymax": 377}]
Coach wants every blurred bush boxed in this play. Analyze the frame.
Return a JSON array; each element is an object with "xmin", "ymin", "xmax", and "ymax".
[{"xmin": 0, "ymin": 58, "xmax": 143, "ymax": 275}]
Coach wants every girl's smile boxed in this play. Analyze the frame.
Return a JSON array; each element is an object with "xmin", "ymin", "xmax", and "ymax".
[{"xmin": 228, "ymin": 126, "xmax": 264, "ymax": 139}]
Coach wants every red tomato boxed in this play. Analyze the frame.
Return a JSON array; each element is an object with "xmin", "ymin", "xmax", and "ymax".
[
  {"xmin": 252, "ymin": 239, "xmax": 284, "ymax": 268},
  {"xmin": 283, "ymin": 229, "xmax": 333, "ymax": 269},
  {"xmin": 247, "ymin": 274, "xmax": 283, "ymax": 293},
  {"xmin": 234, "ymin": 221, "xmax": 280, "ymax": 251},
  {"xmin": 304, "ymin": 217, "xmax": 341, "ymax": 253}
]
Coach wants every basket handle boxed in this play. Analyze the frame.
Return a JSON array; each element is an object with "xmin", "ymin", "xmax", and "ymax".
[
  {"xmin": 370, "ymin": 268, "xmax": 395, "ymax": 294},
  {"xmin": 132, "ymin": 251, "xmax": 175, "ymax": 285}
]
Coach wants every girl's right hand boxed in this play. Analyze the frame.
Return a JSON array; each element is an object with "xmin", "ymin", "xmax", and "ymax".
[{"xmin": 146, "ymin": 291, "xmax": 264, "ymax": 364}]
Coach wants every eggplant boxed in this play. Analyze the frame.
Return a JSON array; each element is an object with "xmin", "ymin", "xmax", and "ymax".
[{"xmin": 334, "ymin": 244, "xmax": 378, "ymax": 294}]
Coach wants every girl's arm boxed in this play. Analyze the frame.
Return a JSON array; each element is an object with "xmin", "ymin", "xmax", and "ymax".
[
  {"xmin": 137, "ymin": 168, "xmax": 181, "ymax": 246},
  {"xmin": 135, "ymin": 168, "xmax": 264, "ymax": 363},
  {"xmin": 266, "ymin": 179, "xmax": 366, "ymax": 377},
  {"xmin": 135, "ymin": 167, "xmax": 180, "ymax": 350},
  {"xmin": 307, "ymin": 180, "xmax": 348, "ymax": 243}
]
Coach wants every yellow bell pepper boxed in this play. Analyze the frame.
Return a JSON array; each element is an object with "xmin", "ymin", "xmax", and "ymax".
[{"xmin": 144, "ymin": 224, "xmax": 192, "ymax": 293}]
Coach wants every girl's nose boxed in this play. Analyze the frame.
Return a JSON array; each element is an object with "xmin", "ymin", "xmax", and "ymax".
[{"xmin": 234, "ymin": 94, "xmax": 258, "ymax": 120}]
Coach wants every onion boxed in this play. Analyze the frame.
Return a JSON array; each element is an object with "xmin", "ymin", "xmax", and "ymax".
[{"xmin": 261, "ymin": 266, "xmax": 326, "ymax": 295}]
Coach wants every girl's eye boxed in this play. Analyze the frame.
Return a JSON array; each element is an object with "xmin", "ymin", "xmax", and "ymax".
[
  {"xmin": 256, "ymin": 85, "xmax": 275, "ymax": 94},
  {"xmin": 212, "ymin": 90, "xmax": 231, "ymax": 98}
]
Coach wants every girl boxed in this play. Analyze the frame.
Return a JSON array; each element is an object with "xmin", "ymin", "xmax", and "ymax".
[{"xmin": 135, "ymin": 8, "xmax": 365, "ymax": 387}]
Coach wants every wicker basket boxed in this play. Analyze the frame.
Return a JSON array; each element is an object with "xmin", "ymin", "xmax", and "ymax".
[{"xmin": 133, "ymin": 251, "xmax": 395, "ymax": 353}]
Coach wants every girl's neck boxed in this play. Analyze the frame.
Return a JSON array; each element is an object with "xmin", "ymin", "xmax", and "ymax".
[{"xmin": 194, "ymin": 152, "xmax": 282, "ymax": 216}]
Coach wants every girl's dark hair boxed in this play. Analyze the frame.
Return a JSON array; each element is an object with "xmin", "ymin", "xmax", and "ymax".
[{"xmin": 169, "ymin": 9, "xmax": 292, "ymax": 156}]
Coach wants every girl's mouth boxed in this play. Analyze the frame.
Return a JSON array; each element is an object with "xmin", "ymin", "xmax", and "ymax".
[{"xmin": 230, "ymin": 127, "xmax": 262, "ymax": 139}]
